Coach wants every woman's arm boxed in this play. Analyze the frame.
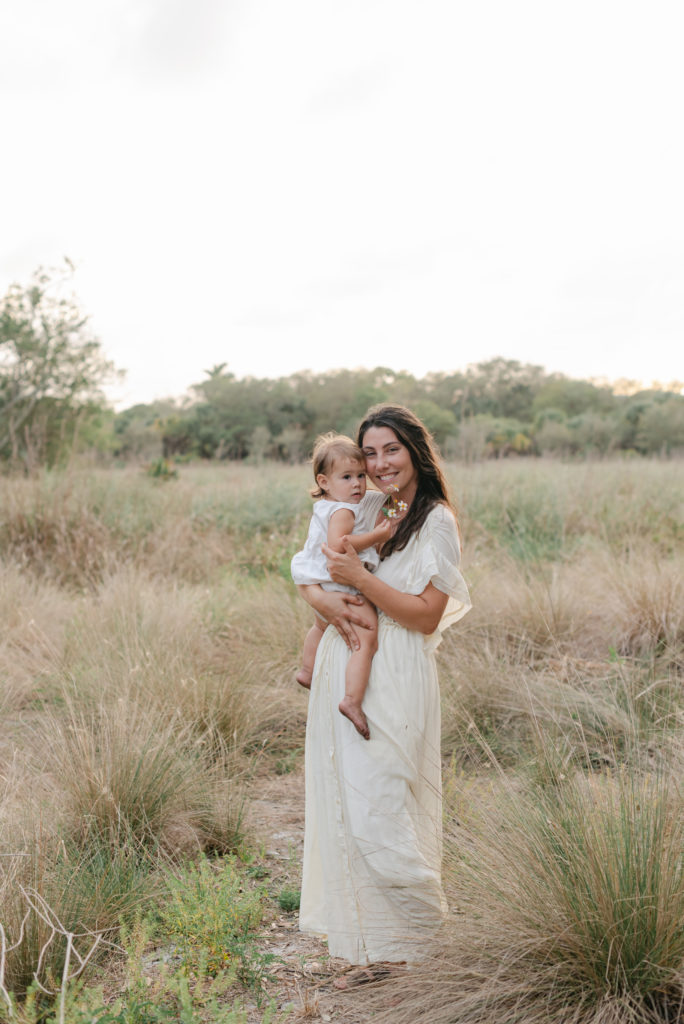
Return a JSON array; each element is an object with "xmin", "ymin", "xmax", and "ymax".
[
  {"xmin": 296, "ymin": 584, "xmax": 370, "ymax": 650},
  {"xmin": 322, "ymin": 540, "xmax": 448, "ymax": 635}
]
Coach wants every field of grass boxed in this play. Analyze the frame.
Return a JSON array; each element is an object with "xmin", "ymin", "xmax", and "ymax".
[{"xmin": 0, "ymin": 458, "xmax": 682, "ymax": 1022}]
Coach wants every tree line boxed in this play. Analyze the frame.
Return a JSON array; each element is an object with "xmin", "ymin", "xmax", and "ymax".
[
  {"xmin": 2, "ymin": 265, "xmax": 683, "ymax": 470},
  {"xmin": 118, "ymin": 362, "xmax": 684, "ymax": 464}
]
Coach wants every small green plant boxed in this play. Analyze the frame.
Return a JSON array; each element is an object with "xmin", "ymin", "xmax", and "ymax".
[
  {"xmin": 276, "ymin": 888, "xmax": 300, "ymax": 913},
  {"xmin": 60, "ymin": 977, "xmax": 257, "ymax": 1024},
  {"xmin": 245, "ymin": 864, "xmax": 270, "ymax": 880},
  {"xmin": 145, "ymin": 459, "xmax": 178, "ymax": 481},
  {"xmin": 158, "ymin": 856, "xmax": 276, "ymax": 1001},
  {"xmin": 274, "ymin": 748, "xmax": 303, "ymax": 776}
]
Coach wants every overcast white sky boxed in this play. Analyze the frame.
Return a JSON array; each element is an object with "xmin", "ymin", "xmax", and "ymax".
[{"xmin": 1, "ymin": 0, "xmax": 682, "ymax": 408}]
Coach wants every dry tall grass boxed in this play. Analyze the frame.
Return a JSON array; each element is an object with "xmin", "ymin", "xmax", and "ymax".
[
  {"xmin": 0, "ymin": 463, "xmax": 310, "ymax": 587},
  {"xmin": 372, "ymin": 761, "xmax": 684, "ymax": 1024},
  {"xmin": 0, "ymin": 457, "xmax": 681, "ymax": 1016},
  {"xmin": 34, "ymin": 700, "xmax": 243, "ymax": 856}
]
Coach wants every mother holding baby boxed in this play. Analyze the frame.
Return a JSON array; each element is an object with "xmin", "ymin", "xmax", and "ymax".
[{"xmin": 297, "ymin": 403, "xmax": 471, "ymax": 975}]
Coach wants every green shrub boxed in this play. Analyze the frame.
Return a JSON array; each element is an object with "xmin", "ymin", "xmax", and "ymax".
[
  {"xmin": 158, "ymin": 856, "xmax": 275, "ymax": 998},
  {"xmin": 145, "ymin": 459, "xmax": 178, "ymax": 481},
  {"xmin": 275, "ymin": 889, "xmax": 300, "ymax": 913}
]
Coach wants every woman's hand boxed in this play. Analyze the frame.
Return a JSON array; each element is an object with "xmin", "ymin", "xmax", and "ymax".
[
  {"xmin": 296, "ymin": 584, "xmax": 369, "ymax": 651},
  {"xmin": 322, "ymin": 539, "xmax": 368, "ymax": 591}
]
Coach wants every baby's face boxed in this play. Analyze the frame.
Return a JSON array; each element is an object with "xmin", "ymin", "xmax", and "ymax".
[{"xmin": 319, "ymin": 456, "xmax": 367, "ymax": 504}]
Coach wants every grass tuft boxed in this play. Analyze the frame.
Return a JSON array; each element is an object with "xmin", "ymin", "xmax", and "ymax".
[
  {"xmin": 35, "ymin": 700, "xmax": 245, "ymax": 857},
  {"xmin": 373, "ymin": 764, "xmax": 684, "ymax": 1024}
]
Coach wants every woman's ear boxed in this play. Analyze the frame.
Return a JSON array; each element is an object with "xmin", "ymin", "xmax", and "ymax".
[{"xmin": 316, "ymin": 473, "xmax": 329, "ymax": 495}]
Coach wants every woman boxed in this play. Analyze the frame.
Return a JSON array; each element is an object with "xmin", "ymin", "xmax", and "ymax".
[{"xmin": 297, "ymin": 404, "xmax": 471, "ymax": 972}]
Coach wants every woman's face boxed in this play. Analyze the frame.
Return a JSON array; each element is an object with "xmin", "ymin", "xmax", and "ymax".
[{"xmin": 361, "ymin": 426, "xmax": 418, "ymax": 504}]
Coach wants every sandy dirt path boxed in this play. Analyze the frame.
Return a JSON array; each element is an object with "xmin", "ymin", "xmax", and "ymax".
[{"xmin": 246, "ymin": 766, "xmax": 399, "ymax": 1024}]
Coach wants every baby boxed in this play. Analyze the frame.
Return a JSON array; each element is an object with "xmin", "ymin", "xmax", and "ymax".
[{"xmin": 291, "ymin": 433, "xmax": 391, "ymax": 740}]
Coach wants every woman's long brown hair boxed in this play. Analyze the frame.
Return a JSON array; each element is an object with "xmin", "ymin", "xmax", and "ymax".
[{"xmin": 357, "ymin": 403, "xmax": 454, "ymax": 559}]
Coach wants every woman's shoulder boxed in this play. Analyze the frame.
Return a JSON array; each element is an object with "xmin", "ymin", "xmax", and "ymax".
[
  {"xmin": 362, "ymin": 490, "xmax": 386, "ymax": 510},
  {"xmin": 401, "ymin": 499, "xmax": 468, "ymax": 602},
  {"xmin": 428, "ymin": 500, "xmax": 455, "ymax": 520},
  {"xmin": 420, "ymin": 502, "xmax": 461, "ymax": 552},
  {"xmin": 424, "ymin": 501, "xmax": 458, "ymax": 530}
]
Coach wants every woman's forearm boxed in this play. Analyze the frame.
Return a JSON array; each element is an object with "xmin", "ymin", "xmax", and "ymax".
[
  {"xmin": 321, "ymin": 541, "xmax": 448, "ymax": 634},
  {"xmin": 355, "ymin": 571, "xmax": 447, "ymax": 634}
]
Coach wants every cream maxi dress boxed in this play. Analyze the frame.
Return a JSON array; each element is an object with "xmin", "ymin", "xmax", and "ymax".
[{"xmin": 299, "ymin": 495, "xmax": 471, "ymax": 965}]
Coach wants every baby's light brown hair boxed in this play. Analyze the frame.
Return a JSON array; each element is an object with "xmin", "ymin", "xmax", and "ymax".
[{"xmin": 310, "ymin": 432, "xmax": 365, "ymax": 499}]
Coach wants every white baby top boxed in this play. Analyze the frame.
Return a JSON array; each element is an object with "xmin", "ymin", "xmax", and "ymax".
[{"xmin": 291, "ymin": 491, "xmax": 385, "ymax": 588}]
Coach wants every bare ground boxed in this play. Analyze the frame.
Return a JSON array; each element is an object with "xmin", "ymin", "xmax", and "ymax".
[{"xmin": 245, "ymin": 765, "xmax": 401, "ymax": 1024}]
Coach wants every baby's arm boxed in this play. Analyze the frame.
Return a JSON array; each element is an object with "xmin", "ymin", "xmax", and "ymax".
[
  {"xmin": 342, "ymin": 518, "xmax": 392, "ymax": 553},
  {"xmin": 327, "ymin": 508, "xmax": 391, "ymax": 555}
]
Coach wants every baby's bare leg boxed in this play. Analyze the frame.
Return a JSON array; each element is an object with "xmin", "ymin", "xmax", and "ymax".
[
  {"xmin": 338, "ymin": 600, "xmax": 378, "ymax": 740},
  {"xmin": 297, "ymin": 618, "xmax": 326, "ymax": 689}
]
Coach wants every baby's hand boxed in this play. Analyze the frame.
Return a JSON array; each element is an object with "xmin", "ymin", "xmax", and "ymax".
[
  {"xmin": 377, "ymin": 517, "xmax": 394, "ymax": 537},
  {"xmin": 372, "ymin": 518, "xmax": 395, "ymax": 544}
]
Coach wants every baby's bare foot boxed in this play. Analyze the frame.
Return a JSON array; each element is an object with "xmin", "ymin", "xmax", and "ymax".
[
  {"xmin": 296, "ymin": 669, "xmax": 312, "ymax": 690},
  {"xmin": 339, "ymin": 696, "xmax": 370, "ymax": 740}
]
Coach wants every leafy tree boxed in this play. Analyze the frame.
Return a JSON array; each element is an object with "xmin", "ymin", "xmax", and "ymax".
[
  {"xmin": 108, "ymin": 358, "xmax": 683, "ymax": 466},
  {"xmin": 481, "ymin": 416, "xmax": 533, "ymax": 458},
  {"xmin": 566, "ymin": 412, "xmax": 615, "ymax": 454},
  {"xmin": 534, "ymin": 407, "xmax": 566, "ymax": 429},
  {"xmin": 459, "ymin": 358, "xmax": 546, "ymax": 420},
  {"xmin": 247, "ymin": 424, "xmax": 273, "ymax": 463},
  {"xmin": 0, "ymin": 263, "xmax": 118, "ymax": 468},
  {"xmin": 531, "ymin": 376, "xmax": 615, "ymax": 419},
  {"xmin": 114, "ymin": 400, "xmax": 179, "ymax": 460},
  {"xmin": 275, "ymin": 424, "xmax": 307, "ymax": 463},
  {"xmin": 190, "ymin": 370, "xmax": 262, "ymax": 458},
  {"xmin": 446, "ymin": 417, "xmax": 491, "ymax": 463},
  {"xmin": 412, "ymin": 399, "xmax": 458, "ymax": 446},
  {"xmin": 422, "ymin": 370, "xmax": 469, "ymax": 414},
  {"xmin": 535, "ymin": 417, "xmax": 573, "ymax": 455},
  {"xmin": 616, "ymin": 394, "xmax": 658, "ymax": 451},
  {"xmin": 637, "ymin": 395, "xmax": 684, "ymax": 453}
]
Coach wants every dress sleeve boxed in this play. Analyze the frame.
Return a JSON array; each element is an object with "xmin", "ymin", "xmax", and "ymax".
[{"xmin": 407, "ymin": 504, "xmax": 472, "ymax": 651}]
